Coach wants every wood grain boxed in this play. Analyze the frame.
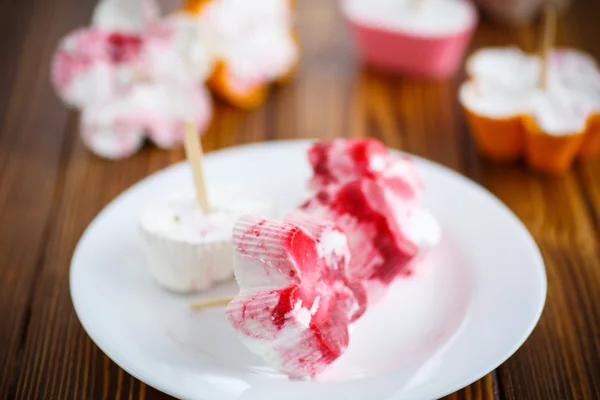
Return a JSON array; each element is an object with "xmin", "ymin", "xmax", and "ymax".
[
  {"xmin": 569, "ymin": 0, "xmax": 600, "ymax": 241},
  {"xmin": 460, "ymin": 8, "xmax": 600, "ymax": 400},
  {"xmin": 0, "ymin": 0, "xmax": 96, "ymax": 398},
  {"xmin": 0, "ymin": 0, "xmax": 599, "ymax": 399},
  {"xmin": 498, "ymin": 244, "xmax": 600, "ymax": 400}
]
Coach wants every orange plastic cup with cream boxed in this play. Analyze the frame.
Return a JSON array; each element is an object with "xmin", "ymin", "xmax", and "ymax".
[
  {"xmin": 579, "ymin": 114, "xmax": 600, "ymax": 158},
  {"xmin": 459, "ymin": 46, "xmax": 600, "ymax": 174},
  {"xmin": 183, "ymin": 0, "xmax": 211, "ymax": 14},
  {"xmin": 183, "ymin": 0, "xmax": 299, "ymax": 109},
  {"xmin": 463, "ymin": 108, "xmax": 524, "ymax": 162},
  {"xmin": 207, "ymin": 61, "xmax": 270, "ymax": 109},
  {"xmin": 521, "ymin": 115, "xmax": 586, "ymax": 174}
]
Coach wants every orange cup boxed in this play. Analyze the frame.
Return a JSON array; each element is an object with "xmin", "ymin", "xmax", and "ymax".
[
  {"xmin": 207, "ymin": 61, "xmax": 270, "ymax": 110},
  {"xmin": 183, "ymin": 0, "xmax": 297, "ymax": 109},
  {"xmin": 182, "ymin": 0, "xmax": 211, "ymax": 14},
  {"xmin": 464, "ymin": 108, "xmax": 599, "ymax": 173},
  {"xmin": 521, "ymin": 115, "xmax": 586, "ymax": 174},
  {"xmin": 578, "ymin": 113, "xmax": 600, "ymax": 158},
  {"xmin": 460, "ymin": 47, "xmax": 600, "ymax": 173},
  {"xmin": 463, "ymin": 108, "xmax": 525, "ymax": 162},
  {"xmin": 182, "ymin": 1, "xmax": 270, "ymax": 109}
]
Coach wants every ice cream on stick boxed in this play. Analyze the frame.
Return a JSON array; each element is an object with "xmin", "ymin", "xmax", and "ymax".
[
  {"xmin": 191, "ymin": 139, "xmax": 440, "ymax": 312},
  {"xmin": 459, "ymin": 6, "xmax": 600, "ymax": 173},
  {"xmin": 225, "ymin": 213, "xmax": 363, "ymax": 378},
  {"xmin": 301, "ymin": 139, "xmax": 440, "ymax": 305},
  {"xmin": 51, "ymin": 0, "xmax": 214, "ymax": 159},
  {"xmin": 183, "ymin": 122, "xmax": 210, "ymax": 213},
  {"xmin": 181, "ymin": 139, "xmax": 441, "ymax": 380},
  {"xmin": 139, "ymin": 122, "xmax": 274, "ymax": 292},
  {"xmin": 80, "ymin": 82, "xmax": 212, "ymax": 159}
]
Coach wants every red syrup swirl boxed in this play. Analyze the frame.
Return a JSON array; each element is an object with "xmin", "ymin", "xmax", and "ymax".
[
  {"xmin": 303, "ymin": 139, "xmax": 422, "ymax": 293},
  {"xmin": 228, "ymin": 217, "xmax": 359, "ymax": 377},
  {"xmin": 228, "ymin": 139, "xmax": 428, "ymax": 377},
  {"xmin": 308, "ymin": 138, "xmax": 389, "ymax": 187},
  {"xmin": 322, "ymin": 180, "xmax": 416, "ymax": 283},
  {"xmin": 106, "ymin": 32, "xmax": 144, "ymax": 64}
]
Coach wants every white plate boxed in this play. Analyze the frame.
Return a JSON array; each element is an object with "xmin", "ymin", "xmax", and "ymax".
[{"xmin": 70, "ymin": 140, "xmax": 546, "ymax": 400}]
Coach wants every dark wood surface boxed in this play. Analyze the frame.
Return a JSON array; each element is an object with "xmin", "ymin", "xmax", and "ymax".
[{"xmin": 1, "ymin": 0, "xmax": 599, "ymax": 399}]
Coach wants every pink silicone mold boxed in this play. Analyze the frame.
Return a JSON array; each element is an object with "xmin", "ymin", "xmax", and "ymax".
[{"xmin": 343, "ymin": 7, "xmax": 477, "ymax": 78}]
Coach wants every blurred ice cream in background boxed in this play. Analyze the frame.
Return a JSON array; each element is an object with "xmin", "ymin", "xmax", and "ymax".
[
  {"xmin": 341, "ymin": 0, "xmax": 477, "ymax": 78},
  {"xmin": 49, "ymin": 0, "xmax": 582, "ymax": 163},
  {"xmin": 51, "ymin": 0, "xmax": 214, "ymax": 159},
  {"xmin": 50, "ymin": 0, "xmax": 298, "ymax": 159},
  {"xmin": 183, "ymin": 0, "xmax": 299, "ymax": 109}
]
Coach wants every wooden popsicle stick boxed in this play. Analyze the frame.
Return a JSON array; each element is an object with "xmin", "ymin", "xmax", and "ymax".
[
  {"xmin": 183, "ymin": 121, "xmax": 210, "ymax": 213},
  {"xmin": 540, "ymin": 5, "xmax": 557, "ymax": 91},
  {"xmin": 190, "ymin": 296, "xmax": 235, "ymax": 310}
]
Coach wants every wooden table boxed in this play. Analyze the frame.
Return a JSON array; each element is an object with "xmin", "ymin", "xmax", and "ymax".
[{"xmin": 1, "ymin": 0, "xmax": 599, "ymax": 399}]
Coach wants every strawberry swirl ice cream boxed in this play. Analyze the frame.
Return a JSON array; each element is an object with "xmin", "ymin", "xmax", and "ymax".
[
  {"xmin": 50, "ymin": 0, "xmax": 213, "ymax": 159},
  {"xmin": 226, "ymin": 139, "xmax": 440, "ymax": 378},
  {"xmin": 52, "ymin": 0, "xmax": 161, "ymax": 108},
  {"xmin": 226, "ymin": 213, "xmax": 366, "ymax": 378},
  {"xmin": 302, "ymin": 139, "xmax": 440, "ymax": 303},
  {"xmin": 52, "ymin": 29, "xmax": 143, "ymax": 108},
  {"xmin": 80, "ymin": 82, "xmax": 211, "ymax": 158}
]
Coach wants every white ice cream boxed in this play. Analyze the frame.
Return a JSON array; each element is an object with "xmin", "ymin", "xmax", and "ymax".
[
  {"xmin": 226, "ymin": 215, "xmax": 355, "ymax": 378},
  {"xmin": 343, "ymin": 0, "xmax": 476, "ymax": 36},
  {"xmin": 158, "ymin": 12, "xmax": 216, "ymax": 83},
  {"xmin": 466, "ymin": 46, "xmax": 540, "ymax": 90},
  {"xmin": 200, "ymin": 0, "xmax": 298, "ymax": 88},
  {"xmin": 80, "ymin": 82, "xmax": 212, "ymax": 158},
  {"xmin": 141, "ymin": 188, "xmax": 274, "ymax": 243},
  {"xmin": 318, "ymin": 229, "xmax": 349, "ymax": 267},
  {"xmin": 139, "ymin": 188, "xmax": 274, "ymax": 292},
  {"xmin": 404, "ymin": 208, "xmax": 441, "ymax": 249},
  {"xmin": 459, "ymin": 81, "xmax": 533, "ymax": 119},
  {"xmin": 230, "ymin": 294, "xmax": 316, "ymax": 376},
  {"xmin": 92, "ymin": 0, "xmax": 160, "ymax": 32},
  {"xmin": 460, "ymin": 46, "xmax": 600, "ymax": 136}
]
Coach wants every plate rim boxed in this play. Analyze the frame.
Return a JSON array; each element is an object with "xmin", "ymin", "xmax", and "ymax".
[{"xmin": 70, "ymin": 139, "xmax": 547, "ymax": 400}]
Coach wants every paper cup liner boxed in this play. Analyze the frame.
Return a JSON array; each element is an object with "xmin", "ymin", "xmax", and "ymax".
[
  {"xmin": 232, "ymin": 215, "xmax": 300, "ymax": 286},
  {"xmin": 140, "ymin": 227, "xmax": 233, "ymax": 293},
  {"xmin": 463, "ymin": 107, "xmax": 525, "ymax": 162}
]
